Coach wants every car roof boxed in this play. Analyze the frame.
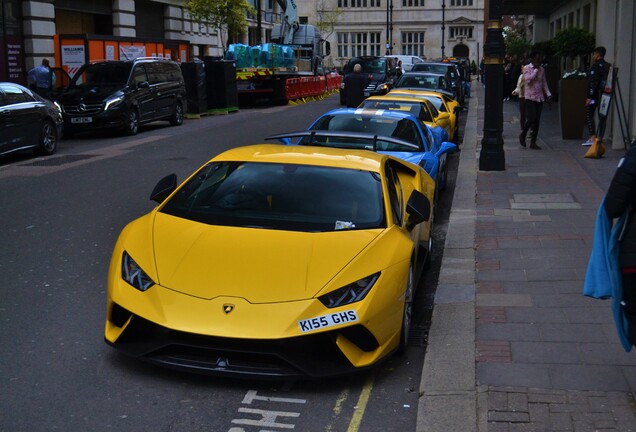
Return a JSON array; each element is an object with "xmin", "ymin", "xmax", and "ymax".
[
  {"xmin": 363, "ymin": 95, "xmax": 436, "ymax": 109},
  {"xmin": 211, "ymin": 143, "xmax": 385, "ymax": 172},
  {"xmin": 321, "ymin": 107, "xmax": 422, "ymax": 123}
]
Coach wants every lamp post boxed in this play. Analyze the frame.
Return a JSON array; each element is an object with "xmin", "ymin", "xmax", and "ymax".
[
  {"xmin": 389, "ymin": 0, "xmax": 393, "ymax": 55},
  {"xmin": 441, "ymin": 0, "xmax": 446, "ymax": 58},
  {"xmin": 386, "ymin": 0, "xmax": 390, "ymax": 55},
  {"xmin": 478, "ymin": 0, "xmax": 505, "ymax": 170}
]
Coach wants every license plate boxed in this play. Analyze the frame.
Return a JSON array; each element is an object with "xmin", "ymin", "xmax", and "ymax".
[
  {"xmin": 71, "ymin": 117, "xmax": 92, "ymax": 124},
  {"xmin": 298, "ymin": 310, "xmax": 358, "ymax": 333}
]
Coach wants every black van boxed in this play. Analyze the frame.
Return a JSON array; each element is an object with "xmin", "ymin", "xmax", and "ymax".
[
  {"xmin": 55, "ymin": 58, "xmax": 187, "ymax": 136},
  {"xmin": 339, "ymin": 56, "xmax": 392, "ymax": 105}
]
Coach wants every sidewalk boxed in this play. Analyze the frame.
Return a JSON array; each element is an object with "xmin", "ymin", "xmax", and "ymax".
[{"xmin": 417, "ymin": 81, "xmax": 636, "ymax": 431}]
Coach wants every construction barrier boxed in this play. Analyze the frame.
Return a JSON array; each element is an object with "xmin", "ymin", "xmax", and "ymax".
[{"xmin": 285, "ymin": 74, "xmax": 341, "ymax": 104}]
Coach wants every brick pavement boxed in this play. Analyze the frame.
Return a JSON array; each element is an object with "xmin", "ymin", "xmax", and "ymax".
[{"xmin": 417, "ymin": 81, "xmax": 636, "ymax": 432}]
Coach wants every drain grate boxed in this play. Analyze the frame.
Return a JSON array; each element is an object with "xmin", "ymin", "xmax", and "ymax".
[
  {"xmin": 20, "ymin": 154, "xmax": 97, "ymax": 167},
  {"xmin": 408, "ymin": 324, "xmax": 429, "ymax": 347}
]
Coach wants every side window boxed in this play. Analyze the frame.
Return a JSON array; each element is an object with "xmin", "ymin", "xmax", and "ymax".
[
  {"xmin": 384, "ymin": 163, "xmax": 404, "ymax": 226},
  {"xmin": 401, "ymin": 121, "xmax": 424, "ymax": 151},
  {"xmin": 0, "ymin": 84, "xmax": 31, "ymax": 105},
  {"xmin": 419, "ymin": 103, "xmax": 433, "ymax": 122},
  {"xmin": 149, "ymin": 62, "xmax": 169, "ymax": 84},
  {"xmin": 0, "ymin": 91, "xmax": 7, "ymax": 107},
  {"xmin": 164, "ymin": 63, "xmax": 182, "ymax": 82},
  {"xmin": 133, "ymin": 65, "xmax": 148, "ymax": 85}
]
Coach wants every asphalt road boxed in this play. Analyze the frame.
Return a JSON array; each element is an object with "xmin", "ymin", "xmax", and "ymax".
[{"xmin": 0, "ymin": 95, "xmax": 462, "ymax": 432}]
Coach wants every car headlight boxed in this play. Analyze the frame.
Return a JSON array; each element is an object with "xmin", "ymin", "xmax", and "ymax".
[
  {"xmin": 377, "ymin": 83, "xmax": 389, "ymax": 91},
  {"xmin": 104, "ymin": 95, "xmax": 124, "ymax": 110},
  {"xmin": 121, "ymin": 251, "xmax": 154, "ymax": 291},
  {"xmin": 319, "ymin": 273, "xmax": 380, "ymax": 308}
]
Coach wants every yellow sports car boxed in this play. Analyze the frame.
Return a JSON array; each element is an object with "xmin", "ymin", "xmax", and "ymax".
[
  {"xmin": 359, "ymin": 94, "xmax": 455, "ymax": 143},
  {"xmin": 388, "ymin": 89, "xmax": 461, "ymax": 141},
  {"xmin": 105, "ymin": 144, "xmax": 435, "ymax": 378}
]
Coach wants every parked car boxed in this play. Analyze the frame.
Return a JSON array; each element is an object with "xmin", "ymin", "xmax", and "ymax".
[
  {"xmin": 392, "ymin": 72, "xmax": 455, "ymax": 100},
  {"xmin": 383, "ymin": 55, "xmax": 427, "ymax": 72},
  {"xmin": 359, "ymin": 94, "xmax": 454, "ymax": 143},
  {"xmin": 388, "ymin": 89, "xmax": 461, "ymax": 141},
  {"xmin": 0, "ymin": 82, "xmax": 63, "ymax": 157},
  {"xmin": 411, "ymin": 61, "xmax": 465, "ymax": 104},
  {"xmin": 54, "ymin": 57, "xmax": 187, "ymax": 136},
  {"xmin": 105, "ymin": 144, "xmax": 434, "ymax": 378},
  {"xmin": 340, "ymin": 56, "xmax": 392, "ymax": 105},
  {"xmin": 278, "ymin": 108, "xmax": 456, "ymax": 193}
]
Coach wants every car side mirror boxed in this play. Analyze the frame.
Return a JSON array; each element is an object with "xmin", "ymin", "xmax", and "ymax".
[
  {"xmin": 435, "ymin": 141, "xmax": 457, "ymax": 157},
  {"xmin": 137, "ymin": 81, "xmax": 150, "ymax": 89},
  {"xmin": 438, "ymin": 112, "xmax": 450, "ymax": 120},
  {"xmin": 150, "ymin": 173, "xmax": 177, "ymax": 203},
  {"xmin": 406, "ymin": 190, "xmax": 431, "ymax": 231}
]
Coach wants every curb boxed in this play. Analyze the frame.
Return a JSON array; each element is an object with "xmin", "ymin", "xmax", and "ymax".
[{"xmin": 416, "ymin": 87, "xmax": 479, "ymax": 431}]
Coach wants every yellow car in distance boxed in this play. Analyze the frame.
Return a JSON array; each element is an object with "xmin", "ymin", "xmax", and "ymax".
[
  {"xmin": 105, "ymin": 144, "xmax": 436, "ymax": 378},
  {"xmin": 359, "ymin": 94, "xmax": 454, "ymax": 143},
  {"xmin": 388, "ymin": 89, "xmax": 461, "ymax": 142}
]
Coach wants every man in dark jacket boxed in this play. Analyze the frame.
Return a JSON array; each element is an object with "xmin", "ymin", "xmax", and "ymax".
[
  {"xmin": 583, "ymin": 46, "xmax": 609, "ymax": 146},
  {"xmin": 604, "ymin": 142, "xmax": 636, "ymax": 346},
  {"xmin": 343, "ymin": 63, "xmax": 370, "ymax": 108}
]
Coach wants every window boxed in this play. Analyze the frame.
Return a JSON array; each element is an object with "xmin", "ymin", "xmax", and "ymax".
[
  {"xmin": 338, "ymin": 32, "xmax": 382, "ymax": 59},
  {"xmin": 449, "ymin": 26, "xmax": 473, "ymax": 40},
  {"xmin": 384, "ymin": 163, "xmax": 404, "ymax": 226},
  {"xmin": 402, "ymin": 0, "xmax": 424, "ymax": 6},
  {"xmin": 450, "ymin": 0, "xmax": 473, "ymax": 5},
  {"xmin": 338, "ymin": 0, "xmax": 381, "ymax": 7},
  {"xmin": 337, "ymin": 32, "xmax": 349, "ymax": 58},
  {"xmin": 401, "ymin": 32, "xmax": 425, "ymax": 57}
]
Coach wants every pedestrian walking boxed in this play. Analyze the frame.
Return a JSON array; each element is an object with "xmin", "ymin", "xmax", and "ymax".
[
  {"xmin": 519, "ymin": 51, "xmax": 552, "ymax": 150},
  {"xmin": 582, "ymin": 46, "xmax": 610, "ymax": 147},
  {"xmin": 27, "ymin": 58, "xmax": 53, "ymax": 99},
  {"xmin": 343, "ymin": 63, "xmax": 370, "ymax": 108},
  {"xmin": 511, "ymin": 73, "xmax": 525, "ymax": 130}
]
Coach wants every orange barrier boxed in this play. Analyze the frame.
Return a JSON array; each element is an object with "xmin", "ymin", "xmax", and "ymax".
[{"xmin": 285, "ymin": 74, "xmax": 337, "ymax": 103}]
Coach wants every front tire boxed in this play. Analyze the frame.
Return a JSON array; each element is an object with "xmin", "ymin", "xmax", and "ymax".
[
  {"xmin": 124, "ymin": 108, "xmax": 139, "ymax": 136},
  {"xmin": 35, "ymin": 120, "xmax": 57, "ymax": 155}
]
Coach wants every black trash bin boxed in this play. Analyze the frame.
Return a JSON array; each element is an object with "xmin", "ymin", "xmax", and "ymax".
[
  {"xmin": 203, "ymin": 58, "xmax": 238, "ymax": 113},
  {"xmin": 180, "ymin": 61, "xmax": 208, "ymax": 115}
]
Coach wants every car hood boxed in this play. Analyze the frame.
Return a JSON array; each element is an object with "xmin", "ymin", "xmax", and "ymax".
[
  {"xmin": 57, "ymin": 86, "xmax": 124, "ymax": 104},
  {"xmin": 151, "ymin": 213, "xmax": 383, "ymax": 303}
]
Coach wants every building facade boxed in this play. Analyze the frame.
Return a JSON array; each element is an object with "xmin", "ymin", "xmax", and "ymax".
[{"xmin": 0, "ymin": 0, "xmax": 633, "ymax": 147}]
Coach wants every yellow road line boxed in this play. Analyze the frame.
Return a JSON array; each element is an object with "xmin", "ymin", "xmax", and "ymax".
[{"xmin": 347, "ymin": 375, "xmax": 375, "ymax": 432}]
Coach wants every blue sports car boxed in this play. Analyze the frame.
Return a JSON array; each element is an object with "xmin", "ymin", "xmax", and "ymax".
[{"xmin": 274, "ymin": 108, "xmax": 456, "ymax": 192}]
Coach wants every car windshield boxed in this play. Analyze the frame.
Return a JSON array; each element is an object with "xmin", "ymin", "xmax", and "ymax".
[
  {"xmin": 70, "ymin": 63, "xmax": 132, "ymax": 87},
  {"xmin": 160, "ymin": 162, "xmax": 386, "ymax": 232},
  {"xmin": 415, "ymin": 64, "xmax": 457, "ymax": 79},
  {"xmin": 307, "ymin": 114, "xmax": 424, "ymax": 151},
  {"xmin": 350, "ymin": 58, "xmax": 386, "ymax": 74},
  {"xmin": 395, "ymin": 74, "xmax": 444, "ymax": 90},
  {"xmin": 388, "ymin": 92, "xmax": 447, "ymax": 112}
]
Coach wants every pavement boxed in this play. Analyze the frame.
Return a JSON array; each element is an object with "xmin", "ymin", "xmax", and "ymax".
[{"xmin": 416, "ymin": 81, "xmax": 636, "ymax": 431}]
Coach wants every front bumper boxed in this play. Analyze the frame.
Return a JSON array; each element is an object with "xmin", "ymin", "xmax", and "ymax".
[{"xmin": 106, "ymin": 307, "xmax": 383, "ymax": 378}]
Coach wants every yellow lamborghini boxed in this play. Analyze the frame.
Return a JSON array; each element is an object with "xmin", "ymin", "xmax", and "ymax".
[
  {"xmin": 105, "ymin": 144, "xmax": 436, "ymax": 378},
  {"xmin": 388, "ymin": 89, "xmax": 461, "ymax": 142},
  {"xmin": 359, "ymin": 94, "xmax": 455, "ymax": 143}
]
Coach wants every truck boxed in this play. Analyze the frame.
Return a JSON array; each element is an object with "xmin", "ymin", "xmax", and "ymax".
[{"xmin": 226, "ymin": 0, "xmax": 332, "ymax": 104}]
